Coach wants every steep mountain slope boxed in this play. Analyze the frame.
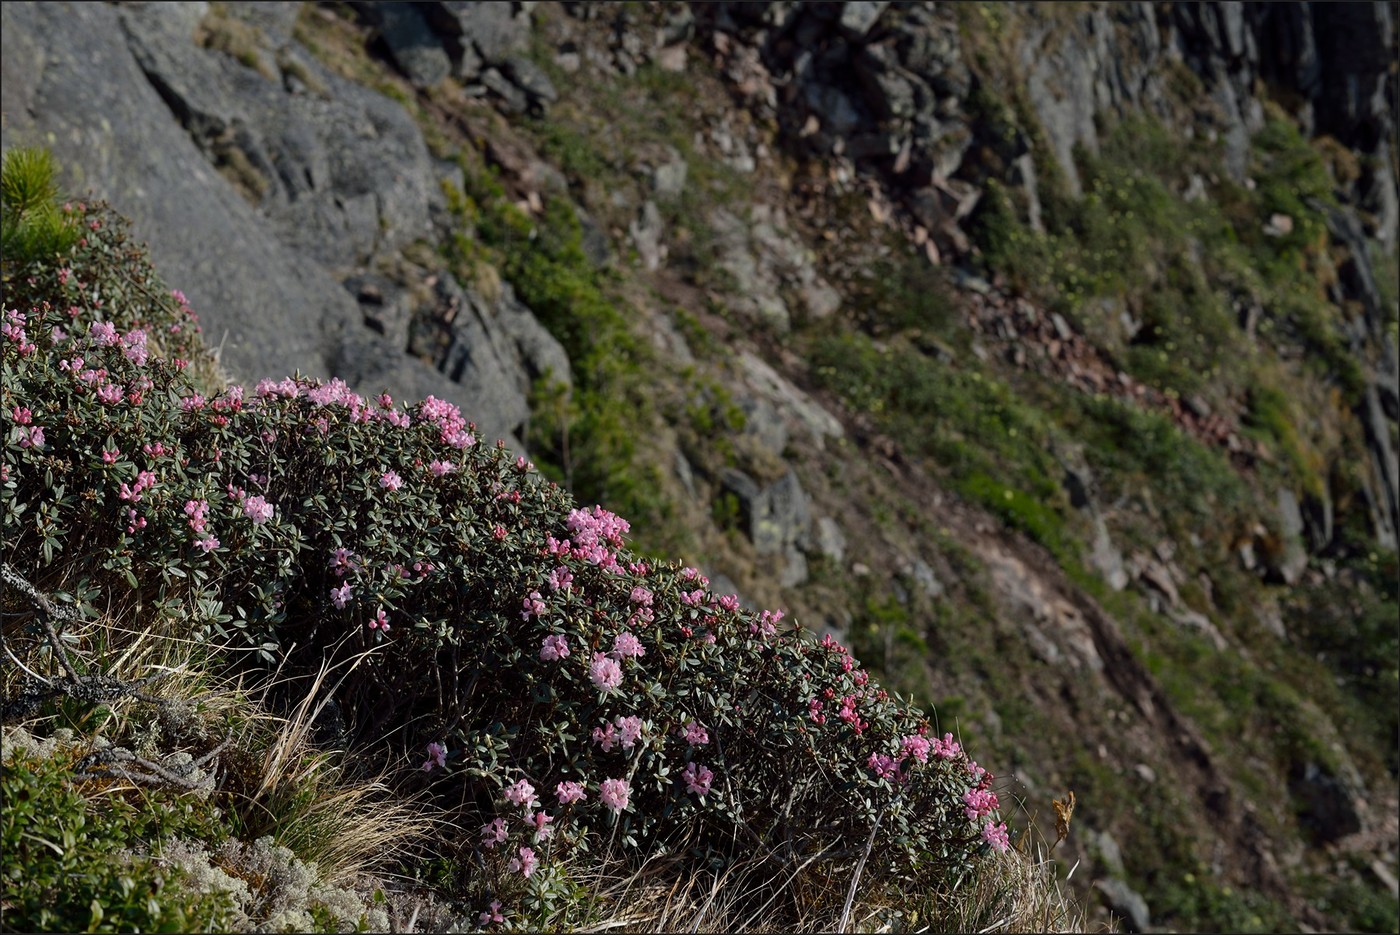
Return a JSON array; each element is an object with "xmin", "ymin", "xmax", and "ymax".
[{"xmin": 3, "ymin": 2, "xmax": 1396, "ymax": 931}]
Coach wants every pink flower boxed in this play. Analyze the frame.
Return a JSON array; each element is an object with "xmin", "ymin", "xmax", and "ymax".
[
  {"xmin": 682, "ymin": 721, "xmax": 709, "ymax": 746},
  {"xmin": 629, "ymin": 586, "xmax": 653, "ymax": 606},
  {"xmin": 982, "ymin": 821, "xmax": 1010, "ymax": 853},
  {"xmin": 369, "ymin": 608, "xmax": 390, "ymax": 632},
  {"xmin": 555, "ymin": 781, "xmax": 587, "ymax": 805},
  {"xmin": 591, "ymin": 722, "xmax": 618, "ymax": 752},
  {"xmin": 717, "ymin": 593, "xmax": 740, "ymax": 612},
  {"xmin": 679, "ymin": 588, "xmax": 706, "ymax": 606},
  {"xmin": 194, "ymin": 535, "xmax": 220, "ymax": 553},
  {"xmin": 428, "ymin": 459, "xmax": 456, "ymax": 477},
  {"xmin": 868, "ymin": 753, "xmax": 900, "ymax": 781},
  {"xmin": 589, "ymin": 653, "xmax": 623, "ymax": 693},
  {"xmin": 503, "ymin": 779, "xmax": 538, "ymax": 810},
  {"xmin": 900, "ymin": 735, "xmax": 931, "ymax": 764},
  {"xmin": 481, "ymin": 817, "xmax": 507, "ymax": 849},
  {"xmin": 101, "ymin": 448, "xmax": 120, "ymax": 465},
  {"xmin": 17, "ymin": 426, "xmax": 44, "ymax": 450},
  {"xmin": 611, "ymin": 631, "xmax": 645, "ymax": 659},
  {"xmin": 521, "ymin": 591, "xmax": 546, "ymax": 619},
  {"xmin": 242, "ymin": 495, "xmax": 274, "ymax": 524},
  {"xmin": 331, "ymin": 547, "xmax": 358, "ymax": 576},
  {"xmin": 479, "ymin": 900, "xmax": 504, "ymax": 925},
  {"xmin": 529, "ymin": 810, "xmax": 554, "ymax": 842},
  {"xmin": 963, "ymin": 787, "xmax": 999, "ymax": 822},
  {"xmin": 509, "ymin": 846, "xmax": 538, "ymax": 878},
  {"xmin": 683, "ymin": 762, "xmax": 714, "ymax": 797},
  {"xmin": 598, "ymin": 778, "xmax": 630, "ymax": 813},
  {"xmin": 421, "ymin": 742, "xmax": 447, "ymax": 772},
  {"xmin": 10, "ymin": 407, "xmax": 31, "ymax": 425},
  {"xmin": 539, "ymin": 634, "xmax": 570, "ymax": 662},
  {"xmin": 931, "ymin": 733, "xmax": 962, "ymax": 760},
  {"xmin": 546, "ymin": 565, "xmax": 574, "ymax": 592},
  {"xmin": 330, "ymin": 583, "xmax": 352, "ymax": 609},
  {"xmin": 88, "ymin": 320, "xmax": 119, "ymax": 346},
  {"xmin": 615, "ymin": 715, "xmax": 644, "ymax": 750},
  {"xmin": 379, "ymin": 470, "xmax": 403, "ymax": 491},
  {"xmin": 493, "ymin": 524, "xmax": 507, "ymax": 541}
]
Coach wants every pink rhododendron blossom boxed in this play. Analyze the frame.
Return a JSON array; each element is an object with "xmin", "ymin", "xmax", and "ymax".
[
  {"xmin": 868, "ymin": 753, "xmax": 900, "ymax": 781},
  {"xmin": 598, "ymin": 778, "xmax": 630, "ymax": 813},
  {"xmin": 481, "ymin": 818, "xmax": 507, "ymax": 849},
  {"xmin": 101, "ymin": 448, "xmax": 119, "ymax": 465},
  {"xmin": 421, "ymin": 742, "xmax": 447, "ymax": 772},
  {"xmin": 539, "ymin": 634, "xmax": 570, "ymax": 662},
  {"xmin": 242, "ymin": 495, "xmax": 274, "ymax": 524},
  {"xmin": 982, "ymin": 821, "xmax": 1010, "ymax": 853},
  {"xmin": 183, "ymin": 499, "xmax": 209, "ymax": 533},
  {"xmin": 369, "ymin": 608, "xmax": 390, "ymax": 632},
  {"xmin": 592, "ymin": 722, "xmax": 618, "ymax": 752},
  {"xmin": 503, "ymin": 779, "xmax": 538, "ymax": 810},
  {"xmin": 615, "ymin": 716, "xmax": 644, "ymax": 750},
  {"xmin": 88, "ymin": 320, "xmax": 119, "ymax": 346},
  {"xmin": 529, "ymin": 810, "xmax": 554, "ymax": 842},
  {"xmin": 547, "ymin": 566, "xmax": 574, "ymax": 592},
  {"xmin": 479, "ymin": 901, "xmax": 504, "ymax": 925},
  {"xmin": 555, "ymin": 781, "xmax": 586, "ymax": 805},
  {"xmin": 521, "ymin": 591, "xmax": 546, "ymax": 619},
  {"xmin": 931, "ymin": 733, "xmax": 962, "ymax": 760},
  {"xmin": 509, "ymin": 846, "xmax": 538, "ymax": 878},
  {"xmin": 680, "ymin": 566, "xmax": 708, "ymax": 584},
  {"xmin": 682, "ymin": 721, "xmax": 709, "ymax": 746},
  {"xmin": 717, "ymin": 594, "xmax": 740, "ymax": 612},
  {"xmin": 17, "ymin": 426, "xmax": 45, "ymax": 449},
  {"xmin": 379, "ymin": 470, "xmax": 403, "ymax": 492},
  {"xmin": 122, "ymin": 329, "xmax": 148, "ymax": 365},
  {"xmin": 683, "ymin": 762, "xmax": 714, "ymax": 797},
  {"xmin": 900, "ymin": 735, "xmax": 931, "ymax": 764},
  {"xmin": 589, "ymin": 653, "xmax": 623, "ymax": 693},
  {"xmin": 629, "ymin": 586, "xmax": 653, "ymax": 606},
  {"xmin": 428, "ymin": 459, "xmax": 455, "ymax": 477},
  {"xmin": 330, "ymin": 583, "xmax": 352, "ymax": 609},
  {"xmin": 679, "ymin": 589, "xmax": 706, "ymax": 606},
  {"xmin": 194, "ymin": 536, "xmax": 220, "ymax": 553},
  {"xmin": 963, "ymin": 787, "xmax": 999, "ymax": 822},
  {"xmin": 331, "ymin": 547, "xmax": 358, "ymax": 576},
  {"xmin": 10, "ymin": 407, "xmax": 31, "ymax": 425},
  {"xmin": 611, "ymin": 631, "xmax": 645, "ymax": 659}
]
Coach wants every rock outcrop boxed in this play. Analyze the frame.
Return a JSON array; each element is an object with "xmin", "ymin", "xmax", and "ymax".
[{"xmin": 0, "ymin": 0, "xmax": 563, "ymax": 448}]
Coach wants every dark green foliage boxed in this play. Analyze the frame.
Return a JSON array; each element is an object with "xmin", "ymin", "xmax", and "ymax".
[
  {"xmin": 1, "ymin": 148, "xmax": 82, "ymax": 272},
  {"xmin": 1, "ymin": 746, "xmax": 237, "ymax": 933}
]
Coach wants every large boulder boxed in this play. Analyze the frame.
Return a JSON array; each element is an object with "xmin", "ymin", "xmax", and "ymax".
[{"xmin": 1, "ymin": 0, "xmax": 350, "ymax": 385}]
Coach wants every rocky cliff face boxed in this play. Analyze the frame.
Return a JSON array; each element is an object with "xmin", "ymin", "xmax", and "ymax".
[{"xmin": 3, "ymin": 2, "xmax": 1396, "ymax": 931}]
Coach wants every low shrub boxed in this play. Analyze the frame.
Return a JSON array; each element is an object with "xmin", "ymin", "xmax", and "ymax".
[{"xmin": 3, "ymin": 193, "xmax": 1013, "ymax": 926}]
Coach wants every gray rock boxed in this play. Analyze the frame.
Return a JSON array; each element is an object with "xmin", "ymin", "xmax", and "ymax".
[
  {"xmin": 1290, "ymin": 759, "xmax": 1366, "ymax": 845},
  {"xmin": 907, "ymin": 558, "xmax": 944, "ymax": 599},
  {"xmin": 630, "ymin": 200, "xmax": 666, "ymax": 272},
  {"xmin": 802, "ymin": 82, "xmax": 863, "ymax": 137},
  {"xmin": 1095, "ymin": 878, "xmax": 1151, "ymax": 933},
  {"xmin": 376, "ymin": 2, "xmax": 452, "ymax": 88},
  {"xmin": 503, "ymin": 56, "xmax": 558, "ymax": 106},
  {"xmin": 838, "ymin": 1, "xmax": 889, "ymax": 40},
  {"xmin": 424, "ymin": 1, "xmax": 530, "ymax": 66},
  {"xmin": 738, "ymin": 397, "xmax": 789, "ymax": 458},
  {"xmin": 737, "ymin": 351, "xmax": 845, "ymax": 449},
  {"xmin": 0, "ymin": 1, "xmax": 352, "ymax": 385},
  {"xmin": 815, "ymin": 517, "xmax": 847, "ymax": 566},
  {"xmin": 720, "ymin": 468, "xmax": 812, "ymax": 556},
  {"xmin": 651, "ymin": 150, "xmax": 688, "ymax": 201},
  {"xmin": 120, "ymin": 3, "xmax": 439, "ymax": 268},
  {"xmin": 1090, "ymin": 828, "xmax": 1126, "ymax": 879},
  {"xmin": 1091, "ymin": 516, "xmax": 1129, "ymax": 591},
  {"xmin": 480, "ymin": 67, "xmax": 529, "ymax": 115},
  {"xmin": 780, "ymin": 546, "xmax": 809, "ymax": 588},
  {"xmin": 1266, "ymin": 488, "xmax": 1309, "ymax": 586}
]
